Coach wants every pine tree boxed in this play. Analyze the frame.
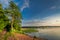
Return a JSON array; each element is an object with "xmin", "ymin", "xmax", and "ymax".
[{"xmin": 5, "ymin": 1, "xmax": 22, "ymax": 32}]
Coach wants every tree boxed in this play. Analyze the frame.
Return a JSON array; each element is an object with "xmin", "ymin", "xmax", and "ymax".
[
  {"xmin": 5, "ymin": 1, "xmax": 22, "ymax": 32},
  {"xmin": 0, "ymin": 4, "xmax": 8, "ymax": 31}
]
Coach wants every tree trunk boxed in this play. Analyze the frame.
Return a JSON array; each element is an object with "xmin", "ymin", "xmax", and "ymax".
[{"xmin": 11, "ymin": 16, "xmax": 14, "ymax": 32}]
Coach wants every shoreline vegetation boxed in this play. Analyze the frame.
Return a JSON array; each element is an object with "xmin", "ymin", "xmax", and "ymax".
[{"xmin": 0, "ymin": 30, "xmax": 48, "ymax": 40}]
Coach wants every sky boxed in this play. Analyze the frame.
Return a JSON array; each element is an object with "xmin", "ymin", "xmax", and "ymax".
[{"xmin": 1, "ymin": 0, "xmax": 60, "ymax": 26}]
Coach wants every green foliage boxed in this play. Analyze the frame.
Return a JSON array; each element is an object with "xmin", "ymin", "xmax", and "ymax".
[
  {"xmin": 0, "ymin": 1, "xmax": 22, "ymax": 32},
  {"xmin": 22, "ymin": 28, "xmax": 38, "ymax": 33},
  {"xmin": 4, "ymin": 1, "xmax": 22, "ymax": 32},
  {"xmin": 0, "ymin": 4, "xmax": 9, "ymax": 32},
  {"xmin": 0, "ymin": 1, "xmax": 22, "ymax": 40},
  {"xmin": 0, "ymin": 19, "xmax": 6, "ymax": 31},
  {"xmin": 9, "ymin": 1, "xmax": 22, "ymax": 31}
]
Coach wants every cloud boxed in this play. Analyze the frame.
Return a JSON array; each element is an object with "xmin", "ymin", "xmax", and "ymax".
[
  {"xmin": 41, "ymin": 14, "xmax": 60, "ymax": 26},
  {"xmin": 50, "ymin": 6, "xmax": 60, "ymax": 10},
  {"xmin": 50, "ymin": 6, "xmax": 56, "ymax": 9},
  {"xmin": 21, "ymin": 0, "xmax": 29, "ymax": 11},
  {"xmin": 22, "ymin": 14, "xmax": 60, "ymax": 26},
  {"xmin": 22, "ymin": 19, "xmax": 41, "ymax": 26},
  {"xmin": 0, "ymin": 0, "xmax": 10, "ymax": 8}
]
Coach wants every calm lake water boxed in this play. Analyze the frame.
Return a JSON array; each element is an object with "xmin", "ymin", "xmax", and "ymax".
[{"xmin": 27, "ymin": 27, "xmax": 60, "ymax": 40}]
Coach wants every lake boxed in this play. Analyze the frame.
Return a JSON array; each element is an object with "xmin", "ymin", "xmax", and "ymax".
[{"xmin": 26, "ymin": 27, "xmax": 60, "ymax": 40}]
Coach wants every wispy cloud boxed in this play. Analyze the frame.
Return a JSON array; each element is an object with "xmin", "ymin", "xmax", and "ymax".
[
  {"xmin": 21, "ymin": 0, "xmax": 29, "ymax": 11},
  {"xmin": 50, "ymin": 6, "xmax": 56, "ymax": 9},
  {"xmin": 50, "ymin": 6, "xmax": 60, "ymax": 10},
  {"xmin": 41, "ymin": 14, "xmax": 60, "ymax": 26},
  {"xmin": 22, "ymin": 14, "xmax": 60, "ymax": 26},
  {"xmin": 22, "ymin": 19, "xmax": 41, "ymax": 26}
]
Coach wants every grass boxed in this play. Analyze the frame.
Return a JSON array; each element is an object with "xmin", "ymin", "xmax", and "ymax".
[
  {"xmin": 0, "ymin": 31, "xmax": 19, "ymax": 40},
  {"xmin": 22, "ymin": 28, "xmax": 38, "ymax": 33}
]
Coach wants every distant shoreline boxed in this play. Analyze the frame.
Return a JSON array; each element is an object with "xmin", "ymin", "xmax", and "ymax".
[{"xmin": 22, "ymin": 26, "xmax": 60, "ymax": 28}]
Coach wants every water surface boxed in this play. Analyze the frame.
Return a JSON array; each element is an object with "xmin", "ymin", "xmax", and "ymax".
[{"xmin": 27, "ymin": 27, "xmax": 60, "ymax": 40}]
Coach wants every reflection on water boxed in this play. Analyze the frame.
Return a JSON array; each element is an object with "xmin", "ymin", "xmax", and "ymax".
[{"xmin": 27, "ymin": 27, "xmax": 60, "ymax": 40}]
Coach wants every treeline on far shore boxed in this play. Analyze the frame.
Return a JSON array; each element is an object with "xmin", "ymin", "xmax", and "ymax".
[{"xmin": 22, "ymin": 26, "xmax": 60, "ymax": 29}]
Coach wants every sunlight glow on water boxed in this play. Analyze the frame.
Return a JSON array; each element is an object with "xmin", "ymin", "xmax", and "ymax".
[{"xmin": 27, "ymin": 27, "xmax": 60, "ymax": 40}]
